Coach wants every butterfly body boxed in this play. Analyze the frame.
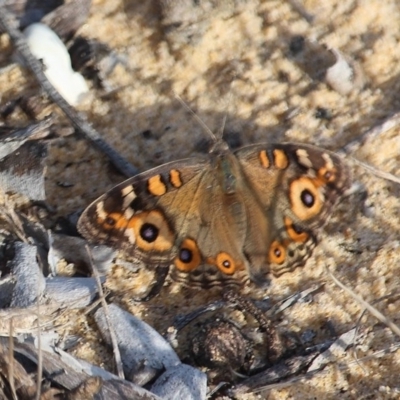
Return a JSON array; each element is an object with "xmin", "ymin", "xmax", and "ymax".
[{"xmin": 78, "ymin": 141, "xmax": 350, "ymax": 290}]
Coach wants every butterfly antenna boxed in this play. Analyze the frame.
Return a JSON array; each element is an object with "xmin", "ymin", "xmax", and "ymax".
[
  {"xmin": 218, "ymin": 113, "xmax": 228, "ymax": 141},
  {"xmin": 174, "ymin": 93, "xmax": 218, "ymax": 144},
  {"xmin": 215, "ymin": 76, "xmax": 236, "ymax": 140}
]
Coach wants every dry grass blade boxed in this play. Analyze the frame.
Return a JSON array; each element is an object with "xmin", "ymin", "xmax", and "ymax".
[
  {"xmin": 0, "ymin": 323, "xmax": 37, "ymax": 399},
  {"xmin": 352, "ymin": 291, "xmax": 400, "ymax": 372},
  {"xmin": 286, "ymin": 0, "xmax": 314, "ymax": 23},
  {"xmin": 8, "ymin": 320, "xmax": 17, "ymax": 400},
  {"xmin": 0, "ymin": 306, "xmax": 58, "ymax": 336},
  {"xmin": 0, "ymin": 200, "xmax": 30, "ymax": 244},
  {"xmin": 85, "ymin": 245, "xmax": 125, "ymax": 379},
  {"xmin": 349, "ymin": 158, "xmax": 400, "ymax": 185},
  {"xmin": 173, "ymin": 93, "xmax": 217, "ymax": 143},
  {"xmin": 338, "ymin": 111, "xmax": 400, "ymax": 184},
  {"xmin": 328, "ymin": 269, "xmax": 400, "ymax": 339},
  {"xmin": 340, "ymin": 111, "xmax": 400, "ymax": 155},
  {"xmin": 246, "ymin": 341, "xmax": 400, "ymax": 394},
  {"xmin": 35, "ymin": 299, "xmax": 42, "ymax": 400}
]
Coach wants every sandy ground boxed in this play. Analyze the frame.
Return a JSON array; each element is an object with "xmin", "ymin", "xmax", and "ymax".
[{"xmin": 1, "ymin": 0, "xmax": 400, "ymax": 398}]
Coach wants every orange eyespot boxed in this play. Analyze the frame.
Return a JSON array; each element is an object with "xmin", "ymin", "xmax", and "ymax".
[
  {"xmin": 215, "ymin": 252, "xmax": 236, "ymax": 275},
  {"xmin": 268, "ymin": 240, "xmax": 286, "ymax": 264},
  {"xmin": 174, "ymin": 238, "xmax": 201, "ymax": 272},
  {"xmin": 207, "ymin": 252, "xmax": 237, "ymax": 275},
  {"xmin": 128, "ymin": 210, "xmax": 174, "ymax": 251},
  {"xmin": 100, "ymin": 212, "xmax": 128, "ymax": 230},
  {"xmin": 285, "ymin": 217, "xmax": 309, "ymax": 243},
  {"xmin": 317, "ymin": 166, "xmax": 337, "ymax": 184},
  {"xmin": 289, "ymin": 177, "xmax": 323, "ymax": 221}
]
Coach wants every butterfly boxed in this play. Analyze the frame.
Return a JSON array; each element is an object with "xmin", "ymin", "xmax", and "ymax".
[{"xmin": 78, "ymin": 129, "xmax": 350, "ymax": 296}]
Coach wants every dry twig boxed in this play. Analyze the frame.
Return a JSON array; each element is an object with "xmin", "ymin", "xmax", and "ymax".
[
  {"xmin": 86, "ymin": 245, "xmax": 125, "ymax": 379},
  {"xmin": 327, "ymin": 269, "xmax": 400, "ymax": 339}
]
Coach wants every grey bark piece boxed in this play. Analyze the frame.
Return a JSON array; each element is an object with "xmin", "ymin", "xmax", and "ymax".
[
  {"xmin": 48, "ymin": 232, "xmax": 115, "ymax": 276},
  {"xmin": 0, "ymin": 275, "xmax": 15, "ymax": 308},
  {"xmin": 151, "ymin": 363, "xmax": 207, "ymax": 400},
  {"xmin": 8, "ymin": 339, "xmax": 161, "ymax": 399},
  {"xmin": 0, "ymin": 141, "xmax": 47, "ymax": 201},
  {"xmin": 0, "ymin": 117, "xmax": 51, "ymax": 161},
  {"xmin": 42, "ymin": 0, "xmax": 92, "ymax": 40},
  {"xmin": 70, "ymin": 377, "xmax": 163, "ymax": 400},
  {"xmin": 0, "ymin": 304, "xmax": 60, "ymax": 336},
  {"xmin": 94, "ymin": 304, "xmax": 180, "ymax": 381},
  {"xmin": 307, "ymin": 328, "xmax": 357, "ymax": 372},
  {"xmin": 10, "ymin": 242, "xmax": 45, "ymax": 308},
  {"xmin": 45, "ymin": 277, "xmax": 102, "ymax": 308},
  {"xmin": 89, "ymin": 244, "xmax": 115, "ymax": 275}
]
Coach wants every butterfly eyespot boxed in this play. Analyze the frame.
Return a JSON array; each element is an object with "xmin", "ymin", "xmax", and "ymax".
[
  {"xmin": 215, "ymin": 252, "xmax": 236, "ymax": 275},
  {"xmin": 324, "ymin": 171, "xmax": 332, "ymax": 180},
  {"xmin": 318, "ymin": 166, "xmax": 337, "ymax": 183},
  {"xmin": 289, "ymin": 177, "xmax": 323, "ymax": 220},
  {"xmin": 174, "ymin": 238, "xmax": 201, "ymax": 272},
  {"xmin": 101, "ymin": 212, "xmax": 129, "ymax": 230},
  {"xmin": 129, "ymin": 210, "xmax": 174, "ymax": 251},
  {"xmin": 269, "ymin": 241, "xmax": 286, "ymax": 264},
  {"xmin": 139, "ymin": 223, "xmax": 159, "ymax": 243},
  {"xmin": 105, "ymin": 216, "xmax": 116, "ymax": 226}
]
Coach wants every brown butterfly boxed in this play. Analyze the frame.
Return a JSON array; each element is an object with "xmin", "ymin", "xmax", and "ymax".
[{"xmin": 78, "ymin": 133, "xmax": 350, "ymax": 296}]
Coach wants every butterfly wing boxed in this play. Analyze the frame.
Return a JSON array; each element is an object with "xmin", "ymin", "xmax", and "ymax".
[
  {"xmin": 78, "ymin": 143, "xmax": 350, "ymax": 289},
  {"xmin": 78, "ymin": 158, "xmax": 210, "ymax": 265},
  {"xmin": 235, "ymin": 143, "xmax": 350, "ymax": 284}
]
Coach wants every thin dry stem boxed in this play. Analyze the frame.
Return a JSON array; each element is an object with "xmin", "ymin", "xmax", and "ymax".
[
  {"xmin": 8, "ymin": 320, "xmax": 17, "ymax": 400},
  {"xmin": 85, "ymin": 245, "xmax": 125, "ymax": 379},
  {"xmin": 328, "ymin": 269, "xmax": 400, "ymax": 338}
]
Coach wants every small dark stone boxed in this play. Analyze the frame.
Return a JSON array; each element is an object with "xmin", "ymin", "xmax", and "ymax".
[
  {"xmin": 314, "ymin": 107, "xmax": 332, "ymax": 120},
  {"xmin": 289, "ymin": 35, "xmax": 305, "ymax": 55},
  {"xmin": 141, "ymin": 130, "xmax": 153, "ymax": 139},
  {"xmin": 191, "ymin": 319, "xmax": 249, "ymax": 370}
]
